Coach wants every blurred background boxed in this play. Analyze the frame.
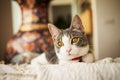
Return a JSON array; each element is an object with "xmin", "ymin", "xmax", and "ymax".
[{"xmin": 0, "ymin": 0, "xmax": 120, "ymax": 63}]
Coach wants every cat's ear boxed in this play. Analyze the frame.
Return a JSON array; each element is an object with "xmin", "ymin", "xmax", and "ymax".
[
  {"xmin": 48, "ymin": 24, "xmax": 61, "ymax": 40},
  {"xmin": 70, "ymin": 15, "xmax": 84, "ymax": 32}
]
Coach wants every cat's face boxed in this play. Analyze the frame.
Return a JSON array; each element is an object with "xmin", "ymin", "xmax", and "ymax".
[{"xmin": 48, "ymin": 15, "xmax": 89, "ymax": 61}]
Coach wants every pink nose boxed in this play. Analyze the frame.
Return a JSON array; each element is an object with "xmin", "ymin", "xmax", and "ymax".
[{"xmin": 66, "ymin": 48, "xmax": 72, "ymax": 53}]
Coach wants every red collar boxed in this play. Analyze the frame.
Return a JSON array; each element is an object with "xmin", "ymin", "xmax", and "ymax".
[{"xmin": 71, "ymin": 56, "xmax": 82, "ymax": 62}]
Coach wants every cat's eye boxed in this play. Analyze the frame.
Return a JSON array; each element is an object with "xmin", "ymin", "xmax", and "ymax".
[
  {"xmin": 71, "ymin": 37, "xmax": 79, "ymax": 44},
  {"xmin": 57, "ymin": 41, "xmax": 64, "ymax": 47}
]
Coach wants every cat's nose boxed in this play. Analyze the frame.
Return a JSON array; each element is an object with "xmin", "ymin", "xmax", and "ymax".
[{"xmin": 66, "ymin": 48, "xmax": 72, "ymax": 53}]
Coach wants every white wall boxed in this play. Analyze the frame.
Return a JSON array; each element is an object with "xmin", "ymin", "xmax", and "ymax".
[
  {"xmin": 0, "ymin": 0, "xmax": 13, "ymax": 60},
  {"xmin": 11, "ymin": 1, "xmax": 22, "ymax": 34},
  {"xmin": 92, "ymin": 0, "xmax": 120, "ymax": 59}
]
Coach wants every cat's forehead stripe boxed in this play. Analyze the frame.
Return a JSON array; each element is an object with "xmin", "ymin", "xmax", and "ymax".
[
  {"xmin": 62, "ymin": 35, "xmax": 70, "ymax": 44},
  {"xmin": 62, "ymin": 30, "xmax": 73, "ymax": 38},
  {"xmin": 57, "ymin": 30, "xmax": 71, "ymax": 41},
  {"xmin": 62, "ymin": 30, "xmax": 81, "ymax": 38}
]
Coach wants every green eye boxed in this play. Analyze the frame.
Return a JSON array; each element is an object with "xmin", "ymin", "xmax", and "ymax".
[
  {"xmin": 72, "ymin": 37, "xmax": 79, "ymax": 44},
  {"xmin": 57, "ymin": 41, "xmax": 64, "ymax": 47}
]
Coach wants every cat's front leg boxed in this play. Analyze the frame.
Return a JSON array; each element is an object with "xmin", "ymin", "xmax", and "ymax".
[{"xmin": 82, "ymin": 53, "xmax": 94, "ymax": 63}]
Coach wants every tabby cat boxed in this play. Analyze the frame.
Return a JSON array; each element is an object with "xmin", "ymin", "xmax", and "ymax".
[{"xmin": 31, "ymin": 15, "xmax": 94, "ymax": 64}]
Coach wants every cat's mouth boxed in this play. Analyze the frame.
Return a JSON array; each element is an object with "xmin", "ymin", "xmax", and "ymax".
[{"xmin": 71, "ymin": 56, "xmax": 82, "ymax": 61}]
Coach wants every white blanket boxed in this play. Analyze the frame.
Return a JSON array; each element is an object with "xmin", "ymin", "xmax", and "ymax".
[
  {"xmin": 0, "ymin": 58, "xmax": 120, "ymax": 80},
  {"xmin": 37, "ymin": 63, "xmax": 120, "ymax": 80}
]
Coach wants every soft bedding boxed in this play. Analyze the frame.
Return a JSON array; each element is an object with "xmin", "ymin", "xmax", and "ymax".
[{"xmin": 0, "ymin": 58, "xmax": 120, "ymax": 80}]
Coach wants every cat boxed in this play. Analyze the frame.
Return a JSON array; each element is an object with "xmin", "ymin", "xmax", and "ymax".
[{"xmin": 31, "ymin": 15, "xmax": 95, "ymax": 64}]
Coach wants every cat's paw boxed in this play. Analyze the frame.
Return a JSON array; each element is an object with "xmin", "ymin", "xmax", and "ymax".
[
  {"xmin": 82, "ymin": 53, "xmax": 94, "ymax": 63},
  {"xmin": 96, "ymin": 57, "xmax": 113, "ymax": 63}
]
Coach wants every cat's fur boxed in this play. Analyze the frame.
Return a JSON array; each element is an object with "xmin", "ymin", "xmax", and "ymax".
[{"xmin": 31, "ymin": 15, "xmax": 94, "ymax": 64}]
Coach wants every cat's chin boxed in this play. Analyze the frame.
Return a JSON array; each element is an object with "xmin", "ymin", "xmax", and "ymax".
[{"xmin": 57, "ymin": 54, "xmax": 84, "ymax": 61}]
